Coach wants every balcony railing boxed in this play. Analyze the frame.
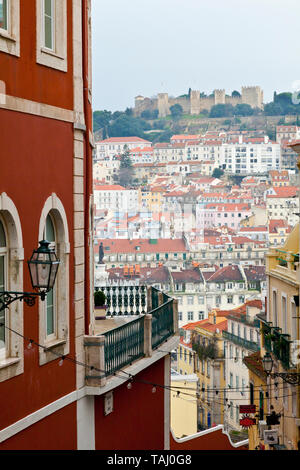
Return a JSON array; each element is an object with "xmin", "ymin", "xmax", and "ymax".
[
  {"xmin": 84, "ymin": 286, "xmax": 178, "ymax": 387},
  {"xmin": 104, "ymin": 316, "xmax": 145, "ymax": 377},
  {"xmin": 222, "ymin": 330, "xmax": 260, "ymax": 352},
  {"xmin": 99, "ymin": 285, "xmax": 147, "ymax": 315},
  {"xmin": 261, "ymin": 323, "xmax": 291, "ymax": 369}
]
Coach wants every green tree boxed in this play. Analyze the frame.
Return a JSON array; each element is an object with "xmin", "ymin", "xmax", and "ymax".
[
  {"xmin": 107, "ymin": 114, "xmax": 149, "ymax": 138},
  {"xmin": 170, "ymin": 104, "xmax": 183, "ymax": 119},
  {"xmin": 232, "ymin": 90, "xmax": 241, "ymax": 97},
  {"xmin": 141, "ymin": 109, "xmax": 159, "ymax": 120},
  {"xmin": 113, "ymin": 147, "xmax": 135, "ymax": 188},
  {"xmin": 264, "ymin": 102, "xmax": 283, "ymax": 116},
  {"xmin": 234, "ymin": 104, "xmax": 254, "ymax": 116},
  {"xmin": 93, "ymin": 110, "xmax": 112, "ymax": 132},
  {"xmin": 209, "ymin": 104, "xmax": 234, "ymax": 118},
  {"xmin": 212, "ymin": 168, "xmax": 224, "ymax": 179}
]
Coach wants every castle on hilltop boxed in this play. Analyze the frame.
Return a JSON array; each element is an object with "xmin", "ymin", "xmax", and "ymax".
[{"xmin": 134, "ymin": 87, "xmax": 264, "ymax": 118}]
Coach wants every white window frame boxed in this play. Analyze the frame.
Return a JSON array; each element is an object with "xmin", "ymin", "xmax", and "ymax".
[
  {"xmin": 0, "ymin": 216, "xmax": 8, "ymax": 361},
  {"xmin": 281, "ymin": 293, "xmax": 287, "ymax": 335},
  {"xmin": 43, "ymin": 213, "xmax": 57, "ymax": 341},
  {"xmin": 0, "ymin": 0, "xmax": 20, "ymax": 56},
  {"xmin": 0, "ymin": 192, "xmax": 24, "ymax": 383},
  {"xmin": 36, "ymin": 0, "xmax": 68, "ymax": 72},
  {"xmin": 38, "ymin": 194, "xmax": 70, "ymax": 366},
  {"xmin": 42, "ymin": 0, "xmax": 55, "ymax": 51}
]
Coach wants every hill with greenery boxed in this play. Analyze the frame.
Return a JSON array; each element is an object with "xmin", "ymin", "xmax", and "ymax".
[{"xmin": 93, "ymin": 91, "xmax": 300, "ymax": 143}]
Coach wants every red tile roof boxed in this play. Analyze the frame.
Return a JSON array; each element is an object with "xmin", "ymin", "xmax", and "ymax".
[
  {"xmin": 267, "ymin": 186, "xmax": 298, "ymax": 198},
  {"xmin": 97, "ymin": 238, "xmax": 187, "ymax": 254},
  {"xmin": 195, "ymin": 319, "xmax": 228, "ymax": 333},
  {"xmin": 94, "ymin": 184, "xmax": 126, "ymax": 191},
  {"xmin": 206, "ymin": 265, "xmax": 243, "ymax": 282},
  {"xmin": 97, "ymin": 137, "xmax": 151, "ymax": 144}
]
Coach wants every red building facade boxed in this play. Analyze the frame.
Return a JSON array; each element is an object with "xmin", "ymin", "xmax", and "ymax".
[
  {"xmin": 0, "ymin": 0, "xmax": 93, "ymax": 450},
  {"xmin": 0, "ymin": 1, "xmax": 179, "ymax": 451}
]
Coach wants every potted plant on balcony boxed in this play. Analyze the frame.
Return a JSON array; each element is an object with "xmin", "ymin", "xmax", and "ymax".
[{"xmin": 94, "ymin": 289, "xmax": 107, "ymax": 320}]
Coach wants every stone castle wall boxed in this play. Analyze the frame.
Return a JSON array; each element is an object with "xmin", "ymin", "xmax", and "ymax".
[{"xmin": 134, "ymin": 87, "xmax": 264, "ymax": 118}]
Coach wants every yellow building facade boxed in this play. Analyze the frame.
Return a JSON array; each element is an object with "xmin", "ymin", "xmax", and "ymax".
[
  {"xmin": 245, "ymin": 223, "xmax": 300, "ymax": 450},
  {"xmin": 192, "ymin": 314, "xmax": 227, "ymax": 430},
  {"xmin": 170, "ymin": 373, "xmax": 198, "ymax": 438}
]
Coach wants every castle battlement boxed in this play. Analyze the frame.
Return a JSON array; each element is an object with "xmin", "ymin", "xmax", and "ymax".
[{"xmin": 134, "ymin": 86, "xmax": 264, "ymax": 117}]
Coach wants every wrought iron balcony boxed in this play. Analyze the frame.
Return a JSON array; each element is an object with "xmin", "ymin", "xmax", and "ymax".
[
  {"xmin": 84, "ymin": 286, "xmax": 178, "ymax": 386},
  {"xmin": 222, "ymin": 330, "xmax": 260, "ymax": 352},
  {"xmin": 261, "ymin": 322, "xmax": 291, "ymax": 369}
]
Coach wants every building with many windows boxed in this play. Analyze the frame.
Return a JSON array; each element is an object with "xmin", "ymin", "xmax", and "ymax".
[{"xmin": 0, "ymin": 0, "xmax": 179, "ymax": 452}]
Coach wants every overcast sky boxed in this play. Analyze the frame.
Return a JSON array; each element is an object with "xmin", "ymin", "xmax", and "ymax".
[{"xmin": 91, "ymin": 0, "xmax": 300, "ymax": 112}]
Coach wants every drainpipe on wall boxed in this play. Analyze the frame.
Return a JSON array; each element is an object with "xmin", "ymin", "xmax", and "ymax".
[{"xmin": 82, "ymin": 0, "xmax": 93, "ymax": 334}]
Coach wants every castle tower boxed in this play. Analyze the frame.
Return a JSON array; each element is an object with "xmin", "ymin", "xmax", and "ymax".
[
  {"xmin": 190, "ymin": 90, "xmax": 201, "ymax": 115},
  {"xmin": 134, "ymin": 95, "xmax": 145, "ymax": 116},
  {"xmin": 157, "ymin": 93, "xmax": 170, "ymax": 118},
  {"xmin": 241, "ymin": 86, "xmax": 264, "ymax": 109},
  {"xmin": 214, "ymin": 89, "xmax": 226, "ymax": 105}
]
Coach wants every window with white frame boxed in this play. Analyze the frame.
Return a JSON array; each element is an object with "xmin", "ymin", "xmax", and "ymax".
[
  {"xmin": 43, "ymin": 214, "xmax": 57, "ymax": 339},
  {"xmin": 0, "ymin": 0, "xmax": 20, "ymax": 56},
  {"xmin": 273, "ymin": 290, "xmax": 278, "ymax": 327},
  {"xmin": 187, "ymin": 311, "xmax": 194, "ymax": 321},
  {"xmin": 281, "ymin": 295, "xmax": 287, "ymax": 334},
  {"xmin": 36, "ymin": 0, "xmax": 68, "ymax": 72},
  {"xmin": 0, "ymin": 194, "xmax": 25, "ymax": 382},
  {"xmin": 43, "ymin": 0, "xmax": 54, "ymax": 50},
  {"xmin": 38, "ymin": 195, "xmax": 70, "ymax": 366}
]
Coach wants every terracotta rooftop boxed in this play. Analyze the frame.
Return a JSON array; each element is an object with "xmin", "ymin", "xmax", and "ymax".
[
  {"xmin": 206, "ymin": 265, "xmax": 243, "ymax": 283},
  {"xmin": 243, "ymin": 351, "xmax": 267, "ymax": 381},
  {"xmin": 97, "ymin": 238, "xmax": 188, "ymax": 254},
  {"xmin": 243, "ymin": 266, "xmax": 266, "ymax": 281},
  {"xmin": 171, "ymin": 268, "xmax": 204, "ymax": 283},
  {"xmin": 97, "ymin": 137, "xmax": 151, "ymax": 144},
  {"xmin": 107, "ymin": 266, "xmax": 170, "ymax": 283}
]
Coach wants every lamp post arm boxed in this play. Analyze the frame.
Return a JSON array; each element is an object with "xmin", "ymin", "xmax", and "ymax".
[{"xmin": 0, "ymin": 291, "xmax": 46, "ymax": 312}]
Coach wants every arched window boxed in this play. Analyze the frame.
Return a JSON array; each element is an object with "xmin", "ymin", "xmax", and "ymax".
[
  {"xmin": 38, "ymin": 194, "xmax": 70, "ymax": 366},
  {"xmin": 43, "ymin": 214, "xmax": 56, "ymax": 339},
  {"xmin": 0, "ymin": 192, "xmax": 24, "ymax": 382},
  {"xmin": 0, "ymin": 218, "xmax": 7, "ymax": 358}
]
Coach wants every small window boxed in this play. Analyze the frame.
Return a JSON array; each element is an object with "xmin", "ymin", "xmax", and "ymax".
[
  {"xmin": 43, "ymin": 0, "xmax": 54, "ymax": 50},
  {"xmin": 44, "ymin": 214, "xmax": 57, "ymax": 339},
  {"xmin": 0, "ymin": 0, "xmax": 8, "ymax": 30}
]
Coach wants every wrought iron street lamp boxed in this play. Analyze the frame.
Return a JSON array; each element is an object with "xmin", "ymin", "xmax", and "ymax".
[
  {"xmin": 0, "ymin": 240, "xmax": 60, "ymax": 311},
  {"xmin": 262, "ymin": 352, "xmax": 300, "ymax": 385}
]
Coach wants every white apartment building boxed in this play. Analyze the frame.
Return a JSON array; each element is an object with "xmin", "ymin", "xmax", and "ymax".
[
  {"xmin": 95, "ymin": 136, "xmax": 152, "ymax": 160},
  {"xmin": 220, "ymin": 137, "xmax": 281, "ymax": 175},
  {"xmin": 170, "ymin": 265, "xmax": 266, "ymax": 328},
  {"xmin": 94, "ymin": 184, "xmax": 139, "ymax": 212},
  {"xmin": 153, "ymin": 143, "xmax": 186, "ymax": 163}
]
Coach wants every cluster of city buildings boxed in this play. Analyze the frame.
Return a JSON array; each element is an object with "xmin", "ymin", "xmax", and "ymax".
[{"xmin": 92, "ymin": 127, "xmax": 300, "ymax": 450}]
